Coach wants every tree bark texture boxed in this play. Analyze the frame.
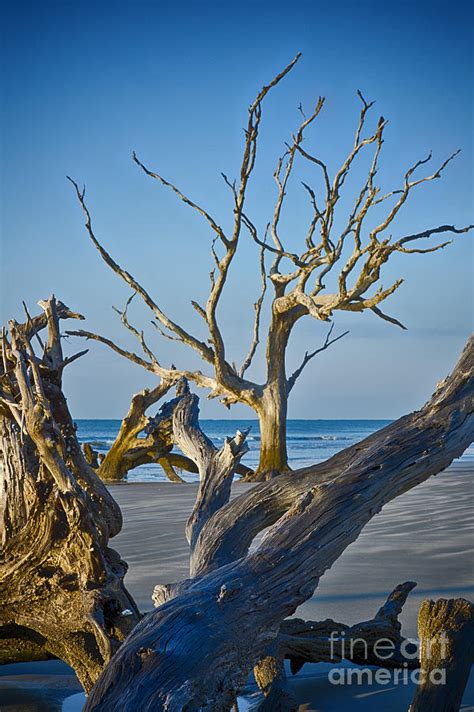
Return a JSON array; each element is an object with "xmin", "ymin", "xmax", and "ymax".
[
  {"xmin": 0, "ymin": 298, "xmax": 140, "ymax": 692},
  {"xmin": 410, "ymin": 598, "xmax": 474, "ymax": 712}
]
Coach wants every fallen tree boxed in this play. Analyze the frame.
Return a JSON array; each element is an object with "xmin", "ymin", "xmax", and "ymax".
[
  {"xmin": 0, "ymin": 297, "xmax": 141, "ymax": 691},
  {"xmin": 83, "ymin": 378, "xmax": 187, "ymax": 483},
  {"xmin": 84, "ymin": 337, "xmax": 473, "ymax": 711},
  {"xmin": 1, "ymin": 300, "xmax": 472, "ymax": 708},
  {"xmin": 81, "ymin": 386, "xmax": 253, "ymax": 483}
]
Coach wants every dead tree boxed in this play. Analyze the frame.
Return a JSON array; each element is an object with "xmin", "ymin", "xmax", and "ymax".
[
  {"xmin": 0, "ymin": 297, "xmax": 141, "ymax": 692},
  {"xmin": 2, "ymin": 301, "xmax": 471, "ymax": 707},
  {"xmin": 410, "ymin": 598, "xmax": 474, "ymax": 712},
  {"xmin": 68, "ymin": 55, "xmax": 473, "ymax": 478},
  {"xmin": 254, "ymin": 580, "xmax": 418, "ymax": 710},
  {"xmin": 84, "ymin": 338, "xmax": 473, "ymax": 710}
]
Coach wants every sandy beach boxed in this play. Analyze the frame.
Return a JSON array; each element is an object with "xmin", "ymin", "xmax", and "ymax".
[
  {"xmin": 1, "ymin": 461, "xmax": 473, "ymax": 710},
  {"xmin": 109, "ymin": 461, "xmax": 474, "ymax": 628}
]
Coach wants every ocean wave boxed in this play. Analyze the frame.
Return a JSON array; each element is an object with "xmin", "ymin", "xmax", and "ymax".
[
  {"xmin": 80, "ymin": 439, "xmax": 115, "ymax": 448},
  {"xmin": 212, "ymin": 434, "xmax": 347, "ymax": 443},
  {"xmin": 288, "ymin": 435, "xmax": 345, "ymax": 441}
]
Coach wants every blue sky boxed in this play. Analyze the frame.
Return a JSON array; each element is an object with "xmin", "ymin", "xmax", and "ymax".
[{"xmin": 1, "ymin": 0, "xmax": 472, "ymax": 419}]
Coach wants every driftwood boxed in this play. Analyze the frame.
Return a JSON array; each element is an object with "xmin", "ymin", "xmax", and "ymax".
[
  {"xmin": 254, "ymin": 580, "xmax": 418, "ymax": 709},
  {"xmin": 81, "ymin": 374, "xmax": 253, "ymax": 483},
  {"xmin": 0, "ymin": 298, "xmax": 140, "ymax": 691},
  {"xmin": 171, "ymin": 383, "xmax": 250, "ymax": 551},
  {"xmin": 279, "ymin": 580, "xmax": 418, "ymax": 672},
  {"xmin": 90, "ymin": 380, "xmax": 182, "ymax": 482},
  {"xmin": 84, "ymin": 338, "xmax": 473, "ymax": 710},
  {"xmin": 69, "ymin": 56, "xmax": 474, "ymax": 477},
  {"xmin": 410, "ymin": 598, "xmax": 474, "ymax": 712},
  {"xmin": 1, "ymin": 301, "xmax": 472, "ymax": 709}
]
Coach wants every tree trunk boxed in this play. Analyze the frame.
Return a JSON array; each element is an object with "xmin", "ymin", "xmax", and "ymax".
[
  {"xmin": 256, "ymin": 382, "xmax": 289, "ymax": 477},
  {"xmin": 252, "ymin": 314, "xmax": 294, "ymax": 479}
]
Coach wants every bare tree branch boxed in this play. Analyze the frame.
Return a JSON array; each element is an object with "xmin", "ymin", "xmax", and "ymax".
[
  {"xmin": 171, "ymin": 389, "xmax": 249, "ymax": 552},
  {"xmin": 395, "ymin": 222, "xmax": 474, "ymax": 247},
  {"xmin": 65, "ymin": 327, "xmax": 241, "ymax": 404},
  {"xmin": 369, "ymin": 304, "xmax": 407, "ymax": 329},
  {"xmin": 67, "ymin": 177, "xmax": 215, "ymax": 366},
  {"xmin": 66, "ymin": 328, "xmax": 157, "ymax": 373},
  {"xmin": 287, "ymin": 325, "xmax": 349, "ymax": 393},
  {"xmin": 201, "ymin": 58, "xmax": 302, "ymax": 392},
  {"xmin": 132, "ymin": 152, "xmax": 229, "ymax": 247},
  {"xmin": 239, "ymin": 242, "xmax": 267, "ymax": 377}
]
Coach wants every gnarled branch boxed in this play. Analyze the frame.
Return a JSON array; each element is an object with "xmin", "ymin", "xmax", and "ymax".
[
  {"xmin": 171, "ymin": 386, "xmax": 249, "ymax": 555},
  {"xmin": 0, "ymin": 298, "xmax": 140, "ymax": 692}
]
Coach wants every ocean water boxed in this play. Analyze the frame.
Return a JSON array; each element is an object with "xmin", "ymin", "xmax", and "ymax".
[{"xmin": 76, "ymin": 419, "xmax": 474, "ymax": 482}]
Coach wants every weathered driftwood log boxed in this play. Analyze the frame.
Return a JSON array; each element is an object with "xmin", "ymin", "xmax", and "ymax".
[
  {"xmin": 0, "ymin": 298, "xmax": 140, "ymax": 691},
  {"xmin": 81, "ymin": 373, "xmax": 253, "ymax": 483},
  {"xmin": 410, "ymin": 598, "xmax": 474, "ymax": 712},
  {"xmin": 253, "ymin": 580, "xmax": 418, "ymax": 709},
  {"xmin": 92, "ymin": 380, "xmax": 182, "ymax": 482},
  {"xmin": 280, "ymin": 580, "xmax": 418, "ymax": 672},
  {"xmin": 84, "ymin": 338, "xmax": 473, "ymax": 711}
]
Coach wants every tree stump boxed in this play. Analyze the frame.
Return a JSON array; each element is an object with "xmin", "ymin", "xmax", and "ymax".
[{"xmin": 410, "ymin": 598, "xmax": 474, "ymax": 712}]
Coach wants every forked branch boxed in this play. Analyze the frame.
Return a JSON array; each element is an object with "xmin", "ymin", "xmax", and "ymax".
[{"xmin": 287, "ymin": 324, "xmax": 349, "ymax": 393}]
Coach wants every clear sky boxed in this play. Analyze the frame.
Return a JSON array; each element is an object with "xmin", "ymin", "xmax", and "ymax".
[{"xmin": 1, "ymin": 0, "xmax": 473, "ymax": 419}]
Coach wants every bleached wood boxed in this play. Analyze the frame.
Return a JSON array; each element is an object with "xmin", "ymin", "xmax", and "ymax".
[{"xmin": 170, "ymin": 383, "xmax": 249, "ymax": 556}]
